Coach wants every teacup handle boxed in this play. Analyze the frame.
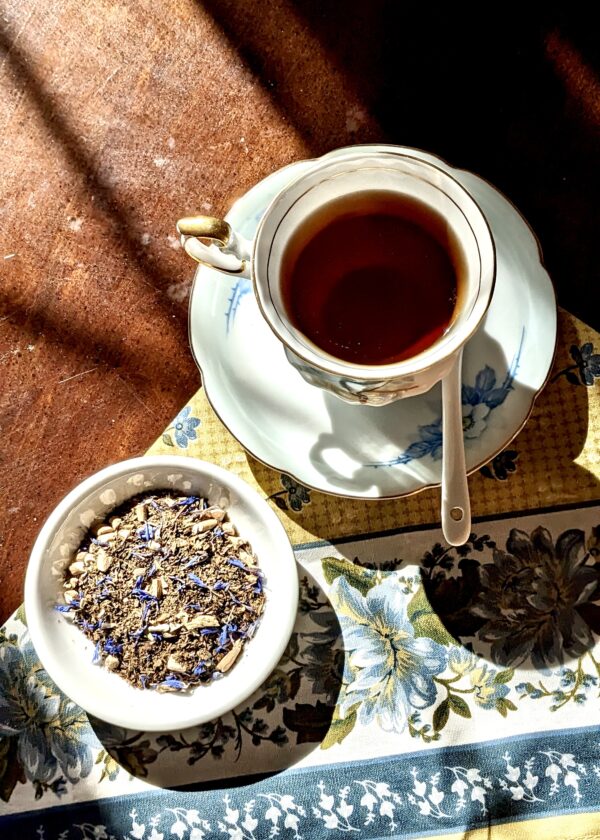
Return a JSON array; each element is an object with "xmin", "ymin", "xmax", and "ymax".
[{"xmin": 176, "ymin": 216, "xmax": 252, "ymax": 277}]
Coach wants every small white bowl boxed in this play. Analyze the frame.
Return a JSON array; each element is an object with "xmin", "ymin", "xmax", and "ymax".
[{"xmin": 24, "ymin": 456, "xmax": 298, "ymax": 731}]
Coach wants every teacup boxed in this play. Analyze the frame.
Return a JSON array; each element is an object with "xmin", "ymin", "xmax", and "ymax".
[{"xmin": 177, "ymin": 148, "xmax": 495, "ymax": 406}]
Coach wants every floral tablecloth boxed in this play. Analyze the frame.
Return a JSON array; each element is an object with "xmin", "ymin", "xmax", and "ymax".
[{"xmin": 1, "ymin": 308, "xmax": 600, "ymax": 840}]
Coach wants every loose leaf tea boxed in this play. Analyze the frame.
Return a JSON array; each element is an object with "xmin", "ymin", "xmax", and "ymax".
[{"xmin": 56, "ymin": 493, "xmax": 266, "ymax": 691}]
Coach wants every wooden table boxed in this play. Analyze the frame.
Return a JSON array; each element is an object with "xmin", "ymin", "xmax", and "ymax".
[{"xmin": 0, "ymin": 2, "xmax": 598, "ymax": 622}]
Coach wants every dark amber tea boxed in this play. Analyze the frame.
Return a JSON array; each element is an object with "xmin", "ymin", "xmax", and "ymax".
[{"xmin": 281, "ymin": 191, "xmax": 462, "ymax": 366}]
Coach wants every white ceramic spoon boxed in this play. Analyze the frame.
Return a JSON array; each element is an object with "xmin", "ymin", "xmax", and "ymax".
[{"xmin": 441, "ymin": 349, "xmax": 471, "ymax": 545}]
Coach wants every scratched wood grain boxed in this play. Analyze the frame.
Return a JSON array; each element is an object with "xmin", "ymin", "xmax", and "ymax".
[
  {"xmin": 0, "ymin": 0, "xmax": 380, "ymax": 620},
  {"xmin": 0, "ymin": 2, "xmax": 597, "ymax": 621}
]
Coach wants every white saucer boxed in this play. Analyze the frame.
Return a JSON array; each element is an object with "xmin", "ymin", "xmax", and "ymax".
[{"xmin": 188, "ymin": 146, "xmax": 557, "ymax": 499}]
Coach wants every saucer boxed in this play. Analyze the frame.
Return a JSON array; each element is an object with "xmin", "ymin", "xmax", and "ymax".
[{"xmin": 188, "ymin": 147, "xmax": 557, "ymax": 499}]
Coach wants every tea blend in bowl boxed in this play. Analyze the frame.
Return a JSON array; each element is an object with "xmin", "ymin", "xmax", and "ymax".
[{"xmin": 56, "ymin": 492, "xmax": 266, "ymax": 692}]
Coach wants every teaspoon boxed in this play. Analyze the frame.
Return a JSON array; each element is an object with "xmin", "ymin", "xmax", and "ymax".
[{"xmin": 441, "ymin": 348, "xmax": 471, "ymax": 545}]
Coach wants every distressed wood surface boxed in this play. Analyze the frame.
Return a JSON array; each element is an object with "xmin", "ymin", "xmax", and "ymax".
[{"xmin": 1, "ymin": 3, "xmax": 598, "ymax": 621}]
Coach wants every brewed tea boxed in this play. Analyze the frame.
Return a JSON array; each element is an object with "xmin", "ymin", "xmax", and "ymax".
[{"xmin": 281, "ymin": 191, "xmax": 462, "ymax": 365}]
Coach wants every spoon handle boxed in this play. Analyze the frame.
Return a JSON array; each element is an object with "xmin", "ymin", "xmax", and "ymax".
[{"xmin": 441, "ymin": 349, "xmax": 471, "ymax": 546}]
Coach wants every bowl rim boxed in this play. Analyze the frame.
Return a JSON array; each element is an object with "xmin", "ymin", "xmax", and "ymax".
[{"xmin": 24, "ymin": 455, "xmax": 299, "ymax": 731}]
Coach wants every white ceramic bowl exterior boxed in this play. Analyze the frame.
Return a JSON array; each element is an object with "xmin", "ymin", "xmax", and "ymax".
[{"xmin": 24, "ymin": 456, "xmax": 298, "ymax": 731}]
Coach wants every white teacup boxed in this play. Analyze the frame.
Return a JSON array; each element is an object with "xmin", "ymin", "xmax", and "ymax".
[{"xmin": 177, "ymin": 149, "xmax": 495, "ymax": 408}]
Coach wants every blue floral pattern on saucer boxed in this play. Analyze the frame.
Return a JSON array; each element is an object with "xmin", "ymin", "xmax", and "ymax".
[
  {"xmin": 225, "ymin": 278, "xmax": 252, "ymax": 333},
  {"xmin": 367, "ymin": 329, "xmax": 525, "ymax": 468}
]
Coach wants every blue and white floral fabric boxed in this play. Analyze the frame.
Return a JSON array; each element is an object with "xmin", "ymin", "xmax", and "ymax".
[{"xmin": 2, "ymin": 504, "xmax": 600, "ymax": 838}]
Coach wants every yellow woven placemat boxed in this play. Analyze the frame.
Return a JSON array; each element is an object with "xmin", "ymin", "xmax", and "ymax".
[{"xmin": 148, "ymin": 308, "xmax": 600, "ymax": 544}]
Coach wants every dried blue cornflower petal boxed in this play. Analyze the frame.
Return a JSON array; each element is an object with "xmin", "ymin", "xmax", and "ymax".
[
  {"xmin": 229, "ymin": 593, "xmax": 256, "ymax": 612},
  {"xmin": 188, "ymin": 573, "xmax": 209, "ymax": 589},
  {"xmin": 253, "ymin": 577, "xmax": 263, "ymax": 595},
  {"xmin": 218, "ymin": 626, "xmax": 229, "ymax": 647},
  {"xmin": 95, "ymin": 576, "xmax": 113, "ymax": 587},
  {"xmin": 139, "ymin": 674, "xmax": 148, "ymax": 688},
  {"xmin": 92, "ymin": 641, "xmax": 101, "ymax": 664},
  {"xmin": 131, "ymin": 586, "xmax": 159, "ymax": 602},
  {"xmin": 129, "ymin": 627, "xmax": 146, "ymax": 641},
  {"xmin": 173, "ymin": 496, "xmax": 199, "ymax": 506},
  {"xmin": 193, "ymin": 660, "xmax": 207, "ymax": 676},
  {"xmin": 213, "ymin": 580, "xmax": 228, "ymax": 591},
  {"xmin": 199, "ymin": 628, "xmax": 219, "ymax": 636},
  {"xmin": 137, "ymin": 523, "xmax": 156, "ymax": 541},
  {"xmin": 160, "ymin": 677, "xmax": 186, "ymax": 690},
  {"xmin": 81, "ymin": 619, "xmax": 100, "ymax": 632},
  {"xmin": 104, "ymin": 638, "xmax": 124, "ymax": 655},
  {"xmin": 55, "ymin": 602, "xmax": 79, "ymax": 613},
  {"xmin": 213, "ymin": 527, "xmax": 224, "ymax": 538},
  {"xmin": 227, "ymin": 557, "xmax": 258, "ymax": 575},
  {"xmin": 227, "ymin": 557, "xmax": 247, "ymax": 571},
  {"xmin": 184, "ymin": 553, "xmax": 209, "ymax": 568}
]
